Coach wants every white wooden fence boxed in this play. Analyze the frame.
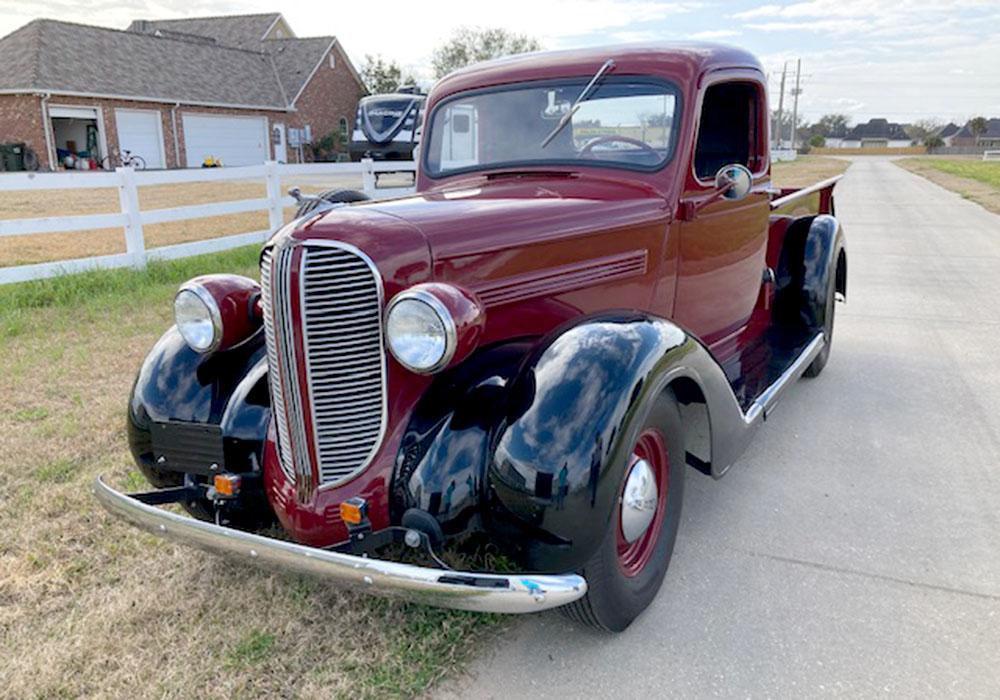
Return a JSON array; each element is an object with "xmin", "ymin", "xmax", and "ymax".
[{"xmin": 0, "ymin": 159, "xmax": 416, "ymax": 285}]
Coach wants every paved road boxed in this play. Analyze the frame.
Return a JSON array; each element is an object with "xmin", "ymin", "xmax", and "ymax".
[{"xmin": 437, "ymin": 158, "xmax": 1000, "ymax": 699}]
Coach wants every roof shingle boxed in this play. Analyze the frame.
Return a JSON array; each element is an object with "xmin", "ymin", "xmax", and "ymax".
[
  {"xmin": 127, "ymin": 13, "xmax": 282, "ymax": 49},
  {"xmin": 0, "ymin": 14, "xmax": 348, "ymax": 110}
]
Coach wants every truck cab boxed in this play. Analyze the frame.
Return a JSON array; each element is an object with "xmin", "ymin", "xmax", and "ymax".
[{"xmin": 100, "ymin": 43, "xmax": 846, "ymax": 632}]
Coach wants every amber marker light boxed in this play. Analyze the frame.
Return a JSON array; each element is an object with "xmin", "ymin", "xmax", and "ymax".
[
  {"xmin": 213, "ymin": 474, "xmax": 242, "ymax": 497},
  {"xmin": 340, "ymin": 497, "xmax": 369, "ymax": 525}
]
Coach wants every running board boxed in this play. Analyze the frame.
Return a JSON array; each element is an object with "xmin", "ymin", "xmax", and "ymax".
[{"xmin": 744, "ymin": 333, "xmax": 825, "ymax": 423}]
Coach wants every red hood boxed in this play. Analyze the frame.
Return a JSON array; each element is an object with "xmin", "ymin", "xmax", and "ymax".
[{"xmin": 357, "ymin": 174, "xmax": 669, "ymax": 265}]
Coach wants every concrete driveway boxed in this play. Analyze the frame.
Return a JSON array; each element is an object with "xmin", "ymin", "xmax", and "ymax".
[{"xmin": 437, "ymin": 157, "xmax": 1000, "ymax": 699}]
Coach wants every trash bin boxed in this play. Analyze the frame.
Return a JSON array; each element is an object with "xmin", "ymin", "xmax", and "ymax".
[{"xmin": 0, "ymin": 143, "xmax": 26, "ymax": 171}]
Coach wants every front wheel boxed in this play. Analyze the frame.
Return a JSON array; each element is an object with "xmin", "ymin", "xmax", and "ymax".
[
  {"xmin": 561, "ymin": 392, "xmax": 685, "ymax": 631},
  {"xmin": 129, "ymin": 155, "xmax": 147, "ymax": 171}
]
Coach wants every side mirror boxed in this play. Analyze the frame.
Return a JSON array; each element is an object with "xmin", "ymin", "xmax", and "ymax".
[{"xmin": 714, "ymin": 164, "xmax": 753, "ymax": 201}]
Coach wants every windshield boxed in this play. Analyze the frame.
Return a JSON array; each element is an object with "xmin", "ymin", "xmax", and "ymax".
[{"xmin": 424, "ymin": 78, "xmax": 679, "ymax": 177}]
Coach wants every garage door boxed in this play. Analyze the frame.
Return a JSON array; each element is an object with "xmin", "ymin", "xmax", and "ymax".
[
  {"xmin": 182, "ymin": 114, "xmax": 268, "ymax": 167},
  {"xmin": 115, "ymin": 110, "xmax": 164, "ymax": 169}
]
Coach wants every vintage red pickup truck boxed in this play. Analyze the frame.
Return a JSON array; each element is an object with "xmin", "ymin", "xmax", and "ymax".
[{"xmin": 96, "ymin": 43, "xmax": 846, "ymax": 631}]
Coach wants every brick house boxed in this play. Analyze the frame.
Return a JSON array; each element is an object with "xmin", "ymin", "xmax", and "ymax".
[
  {"xmin": 837, "ymin": 118, "xmax": 912, "ymax": 149},
  {"xmin": 0, "ymin": 13, "xmax": 366, "ymax": 169},
  {"xmin": 950, "ymin": 119, "xmax": 1000, "ymax": 149}
]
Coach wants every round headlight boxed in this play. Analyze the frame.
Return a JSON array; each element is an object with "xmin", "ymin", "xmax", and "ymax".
[
  {"xmin": 174, "ymin": 285, "xmax": 222, "ymax": 353},
  {"xmin": 385, "ymin": 291, "xmax": 456, "ymax": 373}
]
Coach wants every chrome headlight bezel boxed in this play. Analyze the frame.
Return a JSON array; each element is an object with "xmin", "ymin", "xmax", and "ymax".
[
  {"xmin": 174, "ymin": 283, "xmax": 223, "ymax": 354},
  {"xmin": 384, "ymin": 289, "xmax": 457, "ymax": 374}
]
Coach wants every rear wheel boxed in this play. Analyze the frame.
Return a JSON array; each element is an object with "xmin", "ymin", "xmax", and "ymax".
[
  {"xmin": 561, "ymin": 392, "xmax": 685, "ymax": 631},
  {"xmin": 294, "ymin": 188, "xmax": 370, "ymax": 218}
]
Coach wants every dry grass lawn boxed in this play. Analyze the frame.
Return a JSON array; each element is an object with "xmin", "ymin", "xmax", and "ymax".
[
  {"xmin": 895, "ymin": 157, "xmax": 1000, "ymax": 215},
  {"xmin": 0, "ymin": 180, "xmax": 337, "ymax": 268},
  {"xmin": 771, "ymin": 155, "xmax": 850, "ymax": 189},
  {"xmin": 0, "ymin": 250, "xmax": 502, "ymax": 699}
]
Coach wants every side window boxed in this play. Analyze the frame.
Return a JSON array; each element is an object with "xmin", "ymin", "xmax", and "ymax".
[
  {"xmin": 693, "ymin": 82, "xmax": 760, "ymax": 180},
  {"xmin": 339, "ymin": 117, "xmax": 348, "ymax": 140}
]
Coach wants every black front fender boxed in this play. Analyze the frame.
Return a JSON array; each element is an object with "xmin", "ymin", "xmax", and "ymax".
[
  {"xmin": 128, "ymin": 326, "xmax": 269, "ymax": 486},
  {"xmin": 394, "ymin": 313, "xmax": 761, "ymax": 573}
]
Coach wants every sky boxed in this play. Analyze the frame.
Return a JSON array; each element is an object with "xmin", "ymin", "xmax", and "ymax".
[{"xmin": 1, "ymin": 0, "xmax": 998, "ymax": 126}]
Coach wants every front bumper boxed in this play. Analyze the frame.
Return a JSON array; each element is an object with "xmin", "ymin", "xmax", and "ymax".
[{"xmin": 94, "ymin": 476, "xmax": 586, "ymax": 614}]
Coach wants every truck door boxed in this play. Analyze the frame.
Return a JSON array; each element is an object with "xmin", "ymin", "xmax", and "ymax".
[{"xmin": 672, "ymin": 78, "xmax": 770, "ymax": 350}]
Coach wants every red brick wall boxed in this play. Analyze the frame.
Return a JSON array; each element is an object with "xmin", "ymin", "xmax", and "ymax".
[
  {"xmin": 289, "ymin": 42, "xmax": 367, "ymax": 159},
  {"xmin": 47, "ymin": 95, "xmax": 292, "ymax": 168},
  {"xmin": 0, "ymin": 94, "xmax": 50, "ymax": 167}
]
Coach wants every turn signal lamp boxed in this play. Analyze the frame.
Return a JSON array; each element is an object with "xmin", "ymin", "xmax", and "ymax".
[
  {"xmin": 340, "ymin": 497, "xmax": 369, "ymax": 525},
  {"xmin": 213, "ymin": 474, "xmax": 242, "ymax": 497}
]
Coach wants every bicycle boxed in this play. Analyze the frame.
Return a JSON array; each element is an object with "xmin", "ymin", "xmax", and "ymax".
[{"xmin": 102, "ymin": 149, "xmax": 146, "ymax": 171}]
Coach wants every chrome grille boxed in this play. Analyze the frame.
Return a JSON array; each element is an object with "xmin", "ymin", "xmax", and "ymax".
[
  {"xmin": 300, "ymin": 245, "xmax": 386, "ymax": 486},
  {"xmin": 260, "ymin": 242, "xmax": 387, "ymax": 492}
]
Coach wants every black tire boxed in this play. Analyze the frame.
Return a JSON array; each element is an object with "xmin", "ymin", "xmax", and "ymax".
[
  {"xmin": 294, "ymin": 188, "xmax": 370, "ymax": 218},
  {"xmin": 561, "ymin": 391, "xmax": 685, "ymax": 632},
  {"xmin": 803, "ymin": 269, "xmax": 837, "ymax": 377},
  {"xmin": 130, "ymin": 155, "xmax": 146, "ymax": 171}
]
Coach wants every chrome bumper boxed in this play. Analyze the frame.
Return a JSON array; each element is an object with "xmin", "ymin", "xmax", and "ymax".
[{"xmin": 94, "ymin": 476, "xmax": 586, "ymax": 614}]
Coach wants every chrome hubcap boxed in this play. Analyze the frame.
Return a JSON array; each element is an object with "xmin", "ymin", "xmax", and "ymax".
[{"xmin": 621, "ymin": 457, "xmax": 658, "ymax": 543}]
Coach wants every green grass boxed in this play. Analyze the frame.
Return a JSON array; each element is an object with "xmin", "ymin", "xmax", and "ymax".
[
  {"xmin": 908, "ymin": 159, "xmax": 1000, "ymax": 189},
  {"xmin": 227, "ymin": 629, "xmax": 277, "ymax": 668},
  {"xmin": 0, "ymin": 245, "xmax": 260, "ymax": 344},
  {"xmin": 34, "ymin": 458, "xmax": 78, "ymax": 484},
  {"xmin": 11, "ymin": 407, "xmax": 49, "ymax": 422}
]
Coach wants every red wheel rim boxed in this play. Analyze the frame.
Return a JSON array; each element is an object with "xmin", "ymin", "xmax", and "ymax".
[{"xmin": 617, "ymin": 428, "xmax": 669, "ymax": 578}]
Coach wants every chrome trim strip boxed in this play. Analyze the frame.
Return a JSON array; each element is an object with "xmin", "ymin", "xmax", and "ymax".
[{"xmin": 95, "ymin": 476, "xmax": 586, "ymax": 614}]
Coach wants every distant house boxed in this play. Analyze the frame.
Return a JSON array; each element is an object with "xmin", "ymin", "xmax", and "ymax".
[
  {"xmin": 837, "ymin": 119, "xmax": 912, "ymax": 149},
  {"xmin": 0, "ymin": 13, "xmax": 366, "ymax": 169},
  {"xmin": 951, "ymin": 119, "xmax": 1000, "ymax": 148},
  {"xmin": 935, "ymin": 123, "xmax": 962, "ymax": 147},
  {"xmin": 820, "ymin": 123, "xmax": 850, "ymax": 148}
]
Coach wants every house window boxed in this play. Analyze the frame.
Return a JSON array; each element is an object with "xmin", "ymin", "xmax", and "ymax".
[
  {"xmin": 339, "ymin": 117, "xmax": 348, "ymax": 140},
  {"xmin": 329, "ymin": 53, "xmax": 336, "ymax": 70}
]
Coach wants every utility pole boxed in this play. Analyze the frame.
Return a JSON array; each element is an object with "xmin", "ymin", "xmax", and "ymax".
[
  {"xmin": 776, "ymin": 61, "xmax": 788, "ymax": 149},
  {"xmin": 791, "ymin": 58, "xmax": 802, "ymax": 151}
]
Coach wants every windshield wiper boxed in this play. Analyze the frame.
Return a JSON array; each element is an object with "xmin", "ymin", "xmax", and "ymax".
[{"xmin": 540, "ymin": 58, "xmax": 616, "ymax": 149}]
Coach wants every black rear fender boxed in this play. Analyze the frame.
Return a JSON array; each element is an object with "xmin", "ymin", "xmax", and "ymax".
[{"xmin": 774, "ymin": 214, "xmax": 847, "ymax": 330}]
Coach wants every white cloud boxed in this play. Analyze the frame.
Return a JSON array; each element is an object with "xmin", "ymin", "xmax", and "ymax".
[{"xmin": 688, "ymin": 29, "xmax": 741, "ymax": 40}]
